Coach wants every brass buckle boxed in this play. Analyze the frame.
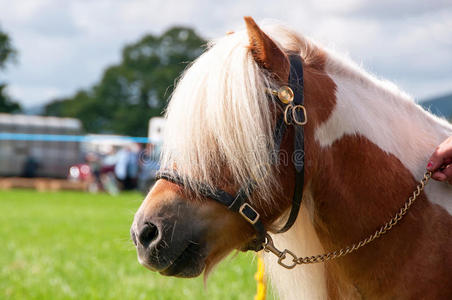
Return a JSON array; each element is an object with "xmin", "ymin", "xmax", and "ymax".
[
  {"xmin": 239, "ymin": 203, "xmax": 260, "ymax": 225},
  {"xmin": 284, "ymin": 104, "xmax": 293, "ymax": 125},
  {"xmin": 292, "ymin": 105, "xmax": 307, "ymax": 125},
  {"xmin": 263, "ymin": 234, "xmax": 298, "ymax": 269}
]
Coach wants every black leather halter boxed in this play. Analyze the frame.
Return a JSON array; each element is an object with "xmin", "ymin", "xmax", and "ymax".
[{"xmin": 156, "ymin": 54, "xmax": 306, "ymax": 252}]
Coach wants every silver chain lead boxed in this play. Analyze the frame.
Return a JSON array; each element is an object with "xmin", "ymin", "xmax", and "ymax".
[{"xmin": 263, "ymin": 171, "xmax": 432, "ymax": 269}]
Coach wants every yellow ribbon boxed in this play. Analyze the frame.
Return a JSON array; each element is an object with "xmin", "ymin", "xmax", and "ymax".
[{"xmin": 254, "ymin": 252, "xmax": 266, "ymax": 300}]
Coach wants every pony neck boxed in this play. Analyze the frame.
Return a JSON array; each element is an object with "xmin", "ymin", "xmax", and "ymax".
[{"xmin": 307, "ymin": 57, "xmax": 452, "ymax": 297}]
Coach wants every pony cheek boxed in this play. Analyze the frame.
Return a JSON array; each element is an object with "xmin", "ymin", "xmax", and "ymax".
[
  {"xmin": 197, "ymin": 205, "xmax": 257, "ymax": 271},
  {"xmin": 202, "ymin": 204, "xmax": 257, "ymax": 249},
  {"xmin": 203, "ymin": 227, "xmax": 256, "ymax": 276}
]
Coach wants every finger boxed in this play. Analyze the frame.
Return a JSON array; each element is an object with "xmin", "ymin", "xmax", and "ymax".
[
  {"xmin": 427, "ymin": 151, "xmax": 452, "ymax": 172},
  {"xmin": 427, "ymin": 149, "xmax": 445, "ymax": 171},
  {"xmin": 443, "ymin": 164, "xmax": 452, "ymax": 180},
  {"xmin": 432, "ymin": 171, "xmax": 447, "ymax": 181},
  {"xmin": 427, "ymin": 137, "xmax": 452, "ymax": 171}
]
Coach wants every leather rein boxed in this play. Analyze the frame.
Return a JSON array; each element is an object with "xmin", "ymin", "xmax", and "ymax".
[{"xmin": 156, "ymin": 54, "xmax": 307, "ymax": 252}]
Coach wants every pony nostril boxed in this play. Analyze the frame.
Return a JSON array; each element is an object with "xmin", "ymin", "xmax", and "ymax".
[{"xmin": 138, "ymin": 223, "xmax": 159, "ymax": 247}]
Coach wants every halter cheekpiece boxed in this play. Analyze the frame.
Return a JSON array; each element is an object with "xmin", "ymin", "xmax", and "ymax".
[{"xmin": 156, "ymin": 54, "xmax": 307, "ymax": 252}]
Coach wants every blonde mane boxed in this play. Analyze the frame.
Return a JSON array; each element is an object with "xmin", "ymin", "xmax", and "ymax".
[{"xmin": 161, "ymin": 24, "xmax": 313, "ymax": 212}]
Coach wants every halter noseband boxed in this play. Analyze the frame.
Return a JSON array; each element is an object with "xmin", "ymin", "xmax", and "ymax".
[{"xmin": 156, "ymin": 54, "xmax": 307, "ymax": 252}]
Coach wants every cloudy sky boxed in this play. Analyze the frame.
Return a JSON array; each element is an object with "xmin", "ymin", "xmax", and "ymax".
[{"xmin": 0, "ymin": 0, "xmax": 451, "ymax": 108}]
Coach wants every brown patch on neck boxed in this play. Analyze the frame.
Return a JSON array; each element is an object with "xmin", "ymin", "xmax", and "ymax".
[{"xmin": 311, "ymin": 134, "xmax": 452, "ymax": 298}]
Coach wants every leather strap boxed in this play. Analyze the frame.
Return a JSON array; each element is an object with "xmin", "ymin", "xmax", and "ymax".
[
  {"xmin": 156, "ymin": 171, "xmax": 266, "ymax": 251},
  {"xmin": 276, "ymin": 55, "xmax": 305, "ymax": 233}
]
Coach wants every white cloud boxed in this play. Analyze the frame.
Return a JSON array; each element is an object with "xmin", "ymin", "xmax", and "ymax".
[
  {"xmin": 0, "ymin": 0, "xmax": 451, "ymax": 108},
  {"xmin": 6, "ymin": 84, "xmax": 65, "ymax": 107}
]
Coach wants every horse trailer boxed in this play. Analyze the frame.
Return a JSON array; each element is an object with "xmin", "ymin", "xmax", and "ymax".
[{"xmin": 0, "ymin": 113, "xmax": 83, "ymax": 178}]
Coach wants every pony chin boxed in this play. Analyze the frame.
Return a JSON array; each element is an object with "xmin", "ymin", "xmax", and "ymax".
[
  {"xmin": 202, "ymin": 250, "xmax": 231, "ymax": 284},
  {"xmin": 203, "ymin": 236, "xmax": 251, "ymax": 283}
]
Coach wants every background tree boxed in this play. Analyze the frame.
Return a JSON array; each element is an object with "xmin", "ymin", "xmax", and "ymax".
[
  {"xmin": 44, "ymin": 27, "xmax": 206, "ymax": 135},
  {"xmin": 0, "ymin": 25, "xmax": 21, "ymax": 113}
]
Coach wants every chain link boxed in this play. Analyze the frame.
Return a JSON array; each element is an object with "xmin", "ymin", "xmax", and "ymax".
[{"xmin": 264, "ymin": 171, "xmax": 432, "ymax": 268}]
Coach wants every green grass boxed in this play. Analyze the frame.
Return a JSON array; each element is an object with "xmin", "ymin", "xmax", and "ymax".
[{"xmin": 0, "ymin": 189, "xmax": 261, "ymax": 300}]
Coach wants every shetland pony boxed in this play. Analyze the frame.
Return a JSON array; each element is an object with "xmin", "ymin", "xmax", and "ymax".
[{"xmin": 131, "ymin": 17, "xmax": 452, "ymax": 299}]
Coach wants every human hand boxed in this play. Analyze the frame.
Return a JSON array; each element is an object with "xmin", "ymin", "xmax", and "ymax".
[{"xmin": 427, "ymin": 136, "xmax": 452, "ymax": 183}]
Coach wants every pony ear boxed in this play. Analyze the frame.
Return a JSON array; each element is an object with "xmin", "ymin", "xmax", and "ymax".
[{"xmin": 244, "ymin": 16, "xmax": 290, "ymax": 83}]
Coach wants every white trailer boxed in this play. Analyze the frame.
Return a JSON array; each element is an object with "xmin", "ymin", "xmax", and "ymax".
[{"xmin": 0, "ymin": 113, "xmax": 83, "ymax": 178}]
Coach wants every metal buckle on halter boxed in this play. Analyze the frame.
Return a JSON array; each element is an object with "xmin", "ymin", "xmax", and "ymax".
[
  {"xmin": 283, "ymin": 105, "xmax": 293, "ymax": 125},
  {"xmin": 239, "ymin": 203, "xmax": 260, "ymax": 225},
  {"xmin": 292, "ymin": 105, "xmax": 307, "ymax": 125},
  {"xmin": 284, "ymin": 104, "xmax": 307, "ymax": 126}
]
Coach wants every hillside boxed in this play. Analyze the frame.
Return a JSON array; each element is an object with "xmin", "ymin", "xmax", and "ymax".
[{"xmin": 420, "ymin": 93, "xmax": 452, "ymax": 119}]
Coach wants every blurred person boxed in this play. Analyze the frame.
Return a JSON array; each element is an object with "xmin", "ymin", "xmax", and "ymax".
[
  {"xmin": 127, "ymin": 143, "xmax": 140, "ymax": 189},
  {"xmin": 115, "ymin": 144, "xmax": 139, "ymax": 190},
  {"xmin": 85, "ymin": 152, "xmax": 101, "ymax": 193},
  {"xmin": 138, "ymin": 142, "xmax": 162, "ymax": 194},
  {"xmin": 21, "ymin": 149, "xmax": 40, "ymax": 178},
  {"xmin": 100, "ymin": 146, "xmax": 120, "ymax": 195},
  {"xmin": 100, "ymin": 145, "xmax": 117, "ymax": 174}
]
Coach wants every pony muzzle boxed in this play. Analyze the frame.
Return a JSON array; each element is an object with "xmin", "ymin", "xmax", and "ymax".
[{"xmin": 131, "ymin": 200, "xmax": 209, "ymax": 278}]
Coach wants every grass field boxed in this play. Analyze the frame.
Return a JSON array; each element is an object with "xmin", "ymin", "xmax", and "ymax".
[{"xmin": 0, "ymin": 189, "xmax": 263, "ymax": 300}]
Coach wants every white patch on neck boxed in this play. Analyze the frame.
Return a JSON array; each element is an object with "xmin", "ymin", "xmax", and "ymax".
[
  {"xmin": 315, "ymin": 55, "xmax": 452, "ymax": 214},
  {"xmin": 264, "ymin": 199, "xmax": 327, "ymax": 300}
]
